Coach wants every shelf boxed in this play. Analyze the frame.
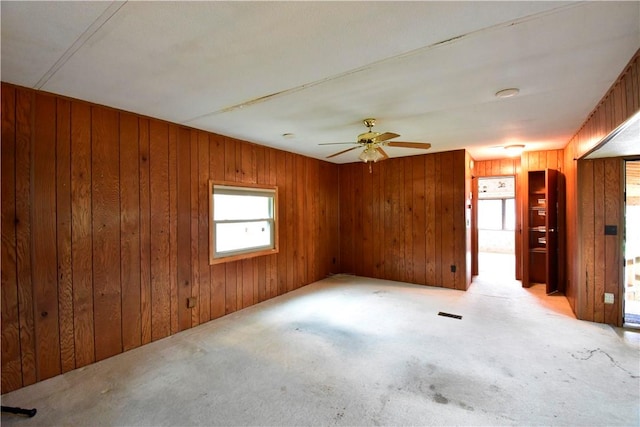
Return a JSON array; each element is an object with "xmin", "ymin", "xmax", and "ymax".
[
  {"xmin": 529, "ymin": 227, "xmax": 546, "ymax": 232},
  {"xmin": 530, "ymin": 248, "xmax": 546, "ymax": 253},
  {"xmin": 530, "ymin": 206, "xmax": 546, "ymax": 211}
]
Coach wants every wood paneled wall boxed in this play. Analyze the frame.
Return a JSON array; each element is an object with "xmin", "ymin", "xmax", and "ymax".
[
  {"xmin": 338, "ymin": 150, "xmax": 471, "ymax": 291},
  {"xmin": 0, "ymin": 83, "xmax": 340, "ymax": 393},
  {"xmin": 564, "ymin": 50, "xmax": 639, "ymax": 324}
]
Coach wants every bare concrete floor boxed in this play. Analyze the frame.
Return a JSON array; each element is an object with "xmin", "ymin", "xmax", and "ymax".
[{"xmin": 2, "ymin": 274, "xmax": 639, "ymax": 426}]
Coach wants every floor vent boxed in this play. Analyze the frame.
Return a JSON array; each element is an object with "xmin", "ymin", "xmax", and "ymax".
[{"xmin": 438, "ymin": 312, "xmax": 462, "ymax": 320}]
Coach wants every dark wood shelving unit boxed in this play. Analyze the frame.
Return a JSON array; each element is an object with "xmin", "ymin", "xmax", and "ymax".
[{"xmin": 523, "ymin": 169, "xmax": 558, "ymax": 293}]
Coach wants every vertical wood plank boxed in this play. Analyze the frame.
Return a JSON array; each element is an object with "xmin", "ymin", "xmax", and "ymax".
[
  {"xmin": 603, "ymin": 159, "xmax": 621, "ymax": 325},
  {"xmin": 209, "ymin": 134, "xmax": 226, "ymax": 319},
  {"xmin": 168, "ymin": 126, "xmax": 179, "ymax": 335},
  {"xmin": 119, "ymin": 113, "xmax": 141, "ymax": 350},
  {"xmin": 149, "ymin": 120, "xmax": 171, "ymax": 340},
  {"xmin": 139, "ymin": 118, "xmax": 152, "ymax": 344},
  {"xmin": 1, "ymin": 84, "xmax": 22, "ymax": 392},
  {"xmin": 32, "ymin": 93, "xmax": 61, "ymax": 380},
  {"xmin": 55, "ymin": 97, "xmax": 75, "ymax": 373},
  {"xmin": 592, "ymin": 160, "xmax": 605, "ymax": 323},
  {"xmin": 580, "ymin": 161, "xmax": 595, "ymax": 321},
  {"xmin": 403, "ymin": 157, "xmax": 414, "ymax": 283},
  {"xmin": 242, "ymin": 259, "xmax": 254, "ymax": 308},
  {"xmin": 176, "ymin": 128, "xmax": 192, "ymax": 330},
  {"xmin": 412, "ymin": 156, "xmax": 427, "ymax": 285},
  {"xmin": 91, "ymin": 106, "xmax": 122, "ymax": 361},
  {"xmin": 453, "ymin": 151, "xmax": 467, "ymax": 290},
  {"xmin": 198, "ymin": 131, "xmax": 211, "ymax": 322},
  {"xmin": 440, "ymin": 152, "xmax": 455, "ymax": 288},
  {"xmin": 276, "ymin": 151, "xmax": 287, "ymax": 296},
  {"xmin": 285, "ymin": 153, "xmax": 295, "ymax": 292},
  {"xmin": 425, "ymin": 154, "xmax": 437, "ymax": 285},
  {"xmin": 190, "ymin": 130, "xmax": 200, "ymax": 326},
  {"xmin": 295, "ymin": 156, "xmax": 307, "ymax": 288},
  {"xmin": 225, "ymin": 261, "xmax": 237, "ymax": 314},
  {"xmin": 70, "ymin": 101, "xmax": 94, "ymax": 368}
]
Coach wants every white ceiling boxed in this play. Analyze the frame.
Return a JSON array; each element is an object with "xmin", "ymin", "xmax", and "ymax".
[{"xmin": 2, "ymin": 1, "xmax": 639, "ymax": 163}]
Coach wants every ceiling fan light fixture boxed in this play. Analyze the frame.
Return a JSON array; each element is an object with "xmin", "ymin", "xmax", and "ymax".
[{"xmin": 359, "ymin": 146, "xmax": 384, "ymax": 163}]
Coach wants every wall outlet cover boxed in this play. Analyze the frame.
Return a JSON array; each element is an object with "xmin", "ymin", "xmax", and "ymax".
[{"xmin": 604, "ymin": 293, "xmax": 614, "ymax": 304}]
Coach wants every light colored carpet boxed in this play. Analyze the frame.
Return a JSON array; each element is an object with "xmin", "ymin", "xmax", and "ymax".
[{"xmin": 2, "ymin": 274, "xmax": 639, "ymax": 426}]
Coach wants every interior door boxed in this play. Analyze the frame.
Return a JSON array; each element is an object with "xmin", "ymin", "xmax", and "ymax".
[{"xmin": 545, "ymin": 168, "xmax": 558, "ymax": 293}]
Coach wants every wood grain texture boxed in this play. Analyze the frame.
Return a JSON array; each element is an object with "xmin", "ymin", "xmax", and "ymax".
[
  {"xmin": 120, "ymin": 113, "xmax": 142, "ymax": 351},
  {"xmin": 0, "ymin": 83, "xmax": 340, "ymax": 392},
  {"xmin": 198, "ymin": 131, "xmax": 211, "ymax": 322},
  {"xmin": 168, "ymin": 126, "xmax": 179, "ymax": 335},
  {"xmin": 149, "ymin": 120, "xmax": 171, "ymax": 340},
  {"xmin": 91, "ymin": 106, "xmax": 122, "ymax": 361},
  {"xmin": 338, "ymin": 151, "xmax": 469, "ymax": 290},
  {"xmin": 603, "ymin": 159, "xmax": 622, "ymax": 325},
  {"xmin": 15, "ymin": 88, "xmax": 37, "ymax": 386},
  {"xmin": 564, "ymin": 50, "xmax": 639, "ymax": 325},
  {"xmin": 70, "ymin": 101, "xmax": 94, "ymax": 369},
  {"xmin": 56, "ymin": 98, "xmax": 75, "ymax": 373},
  {"xmin": 209, "ymin": 135, "xmax": 226, "ymax": 318},
  {"xmin": 176, "ymin": 127, "xmax": 192, "ymax": 330},
  {"xmin": 1, "ymin": 84, "xmax": 22, "ymax": 392},
  {"xmin": 139, "ymin": 118, "xmax": 152, "ymax": 345},
  {"xmin": 32, "ymin": 93, "xmax": 61, "ymax": 380},
  {"xmin": 190, "ymin": 131, "xmax": 200, "ymax": 325}
]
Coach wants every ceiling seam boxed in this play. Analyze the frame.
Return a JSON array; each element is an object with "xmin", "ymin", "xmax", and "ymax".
[
  {"xmin": 34, "ymin": 1, "xmax": 128, "ymax": 90},
  {"xmin": 182, "ymin": 1, "xmax": 585, "ymax": 125}
]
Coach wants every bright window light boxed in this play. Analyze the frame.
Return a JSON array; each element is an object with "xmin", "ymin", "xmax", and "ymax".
[{"xmin": 210, "ymin": 182, "xmax": 278, "ymax": 263}]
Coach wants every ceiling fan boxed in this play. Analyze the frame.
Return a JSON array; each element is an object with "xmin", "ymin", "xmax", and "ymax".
[{"xmin": 320, "ymin": 118, "xmax": 432, "ymax": 164}]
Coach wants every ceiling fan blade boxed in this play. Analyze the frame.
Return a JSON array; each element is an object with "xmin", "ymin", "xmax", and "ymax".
[
  {"xmin": 326, "ymin": 146, "xmax": 359, "ymax": 159},
  {"xmin": 374, "ymin": 132, "xmax": 400, "ymax": 143},
  {"xmin": 376, "ymin": 147, "xmax": 389, "ymax": 160},
  {"xmin": 387, "ymin": 141, "xmax": 432, "ymax": 150},
  {"xmin": 318, "ymin": 142, "xmax": 357, "ymax": 146}
]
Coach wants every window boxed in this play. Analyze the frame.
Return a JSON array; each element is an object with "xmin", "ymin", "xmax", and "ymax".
[
  {"xmin": 477, "ymin": 176, "xmax": 516, "ymax": 231},
  {"xmin": 210, "ymin": 181, "xmax": 278, "ymax": 264}
]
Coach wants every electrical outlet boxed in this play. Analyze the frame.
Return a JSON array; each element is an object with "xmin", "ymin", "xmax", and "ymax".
[{"xmin": 604, "ymin": 293, "xmax": 614, "ymax": 304}]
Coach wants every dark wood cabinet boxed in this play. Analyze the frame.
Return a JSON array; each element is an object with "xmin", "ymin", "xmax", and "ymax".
[{"xmin": 523, "ymin": 169, "xmax": 558, "ymax": 293}]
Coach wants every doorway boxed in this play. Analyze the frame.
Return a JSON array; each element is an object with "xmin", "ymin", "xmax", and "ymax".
[
  {"xmin": 624, "ymin": 160, "xmax": 640, "ymax": 326},
  {"xmin": 477, "ymin": 176, "xmax": 516, "ymax": 280}
]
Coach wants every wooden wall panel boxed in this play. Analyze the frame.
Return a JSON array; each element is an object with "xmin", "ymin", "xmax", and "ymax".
[
  {"xmin": 564, "ymin": 50, "xmax": 639, "ymax": 326},
  {"xmin": 32, "ymin": 93, "xmax": 61, "ymax": 380},
  {"xmin": 120, "ymin": 113, "xmax": 142, "ymax": 351},
  {"xmin": 149, "ymin": 120, "xmax": 171, "ymax": 341},
  {"xmin": 70, "ymin": 101, "xmax": 94, "ymax": 369},
  {"xmin": 1, "ymin": 85, "xmax": 21, "ymax": 392},
  {"xmin": 56, "ymin": 98, "xmax": 74, "ymax": 373},
  {"xmin": 91, "ymin": 106, "xmax": 122, "ymax": 362},
  {"xmin": 1, "ymin": 83, "xmax": 341, "ymax": 393},
  {"xmin": 139, "ymin": 118, "xmax": 152, "ymax": 345},
  {"xmin": 339, "ymin": 151, "xmax": 470, "ymax": 290}
]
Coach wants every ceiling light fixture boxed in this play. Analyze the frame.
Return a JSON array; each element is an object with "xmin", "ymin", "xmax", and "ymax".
[
  {"xmin": 358, "ymin": 146, "xmax": 384, "ymax": 163},
  {"xmin": 504, "ymin": 144, "xmax": 525, "ymax": 157},
  {"xmin": 495, "ymin": 88, "xmax": 520, "ymax": 98}
]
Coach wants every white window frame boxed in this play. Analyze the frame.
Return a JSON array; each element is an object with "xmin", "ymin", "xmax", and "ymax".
[{"xmin": 209, "ymin": 181, "xmax": 279, "ymax": 264}]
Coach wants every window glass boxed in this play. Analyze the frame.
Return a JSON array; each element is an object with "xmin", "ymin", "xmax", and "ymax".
[
  {"xmin": 211, "ymin": 183, "xmax": 278, "ymax": 263},
  {"xmin": 478, "ymin": 199, "xmax": 503, "ymax": 230},
  {"xmin": 504, "ymin": 198, "xmax": 516, "ymax": 230}
]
